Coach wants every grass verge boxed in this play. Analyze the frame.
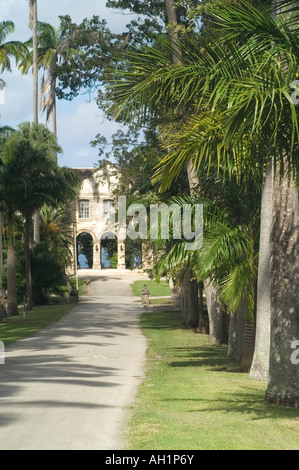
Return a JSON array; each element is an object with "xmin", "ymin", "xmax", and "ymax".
[
  {"xmin": 0, "ymin": 304, "xmax": 75, "ymax": 346},
  {"xmin": 125, "ymin": 309, "xmax": 299, "ymax": 450},
  {"xmin": 60, "ymin": 278, "xmax": 86, "ymax": 297},
  {"xmin": 131, "ymin": 280, "xmax": 172, "ymax": 297}
]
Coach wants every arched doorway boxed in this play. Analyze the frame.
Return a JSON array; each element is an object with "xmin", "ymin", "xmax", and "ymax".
[
  {"xmin": 77, "ymin": 232, "xmax": 93, "ymax": 269},
  {"xmin": 101, "ymin": 232, "xmax": 117, "ymax": 269},
  {"xmin": 125, "ymin": 240, "xmax": 142, "ymax": 269}
]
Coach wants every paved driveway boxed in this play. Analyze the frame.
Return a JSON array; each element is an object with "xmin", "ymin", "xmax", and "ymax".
[{"xmin": 0, "ymin": 270, "xmax": 148, "ymax": 450}]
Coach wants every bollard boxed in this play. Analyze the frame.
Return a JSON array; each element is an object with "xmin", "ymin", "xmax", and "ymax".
[{"xmin": 70, "ymin": 286, "xmax": 79, "ymax": 303}]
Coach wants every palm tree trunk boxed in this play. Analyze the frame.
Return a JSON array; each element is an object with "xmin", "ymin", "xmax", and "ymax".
[
  {"xmin": 249, "ymin": 161, "xmax": 273, "ymax": 381},
  {"xmin": 52, "ymin": 91, "xmax": 57, "ymax": 138},
  {"xmin": 263, "ymin": 0, "xmax": 299, "ymax": 406},
  {"xmin": 227, "ymin": 297, "xmax": 247, "ymax": 362},
  {"xmin": 52, "ymin": 88, "xmax": 58, "ymax": 164},
  {"xmin": 0, "ymin": 210, "xmax": 3, "ymax": 278},
  {"xmin": 180, "ymin": 270, "xmax": 199, "ymax": 328},
  {"xmin": 204, "ymin": 279, "xmax": 228, "ymax": 345},
  {"xmin": 30, "ymin": 0, "xmax": 38, "ymax": 124},
  {"xmin": 265, "ymin": 167, "xmax": 299, "ymax": 407},
  {"xmin": 197, "ymin": 281, "xmax": 207, "ymax": 334},
  {"xmin": 6, "ymin": 215, "xmax": 18, "ymax": 316},
  {"xmin": 0, "ymin": 210, "xmax": 6, "ymax": 320},
  {"xmin": 30, "ymin": 0, "xmax": 41, "ymax": 243},
  {"xmin": 34, "ymin": 209, "xmax": 40, "ymax": 243},
  {"xmin": 164, "ymin": 0, "xmax": 181, "ymax": 65},
  {"xmin": 25, "ymin": 213, "xmax": 34, "ymax": 309}
]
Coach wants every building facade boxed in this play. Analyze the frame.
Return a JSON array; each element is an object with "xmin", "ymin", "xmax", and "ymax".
[{"xmin": 70, "ymin": 167, "xmax": 126, "ymax": 270}]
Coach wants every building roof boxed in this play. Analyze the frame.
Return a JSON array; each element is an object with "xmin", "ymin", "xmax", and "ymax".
[{"xmin": 71, "ymin": 168, "xmax": 98, "ymax": 179}]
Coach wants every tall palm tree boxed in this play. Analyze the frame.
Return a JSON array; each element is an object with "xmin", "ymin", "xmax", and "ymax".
[
  {"xmin": 38, "ymin": 22, "xmax": 83, "ymax": 138},
  {"xmin": 0, "ymin": 135, "xmax": 19, "ymax": 316},
  {"xmin": 263, "ymin": 0, "xmax": 299, "ymax": 407},
  {"xmin": 29, "ymin": 0, "xmax": 38, "ymax": 124},
  {"xmin": 22, "ymin": 21, "xmax": 83, "ymax": 138},
  {"xmin": 28, "ymin": 0, "xmax": 40, "ymax": 244},
  {"xmin": 0, "ymin": 126, "xmax": 18, "ymax": 316},
  {"xmin": 16, "ymin": 122, "xmax": 80, "ymax": 308},
  {"xmin": 0, "ymin": 128, "xmax": 15, "ymax": 262},
  {"xmin": 108, "ymin": 0, "xmax": 299, "ymax": 405}
]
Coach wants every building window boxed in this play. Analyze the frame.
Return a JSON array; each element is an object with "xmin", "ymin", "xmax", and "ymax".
[{"xmin": 79, "ymin": 200, "xmax": 90, "ymax": 219}]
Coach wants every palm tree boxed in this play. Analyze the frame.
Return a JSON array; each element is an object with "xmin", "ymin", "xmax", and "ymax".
[
  {"xmin": 156, "ymin": 2, "xmax": 299, "ymax": 397},
  {"xmin": 38, "ymin": 22, "xmax": 83, "ymax": 138},
  {"xmin": 22, "ymin": 21, "xmax": 83, "ymax": 138},
  {"xmin": 0, "ymin": 135, "xmax": 20, "ymax": 316},
  {"xmin": 28, "ymin": 0, "xmax": 38, "ymax": 124},
  {"xmin": 262, "ymin": 0, "xmax": 299, "ymax": 407},
  {"xmin": 0, "ymin": 126, "xmax": 16, "ymax": 317},
  {"xmin": 249, "ymin": 161, "xmax": 273, "ymax": 380},
  {"xmin": 154, "ymin": 174, "xmax": 259, "ymax": 357},
  {"xmin": 40, "ymin": 203, "xmax": 74, "ymax": 269},
  {"xmin": 108, "ymin": 0, "xmax": 299, "ymax": 405},
  {"xmin": 1, "ymin": 121, "xmax": 79, "ymax": 309},
  {"xmin": 0, "ymin": 127, "xmax": 19, "ymax": 316},
  {"xmin": 28, "ymin": 0, "xmax": 40, "ymax": 244},
  {"xmin": 0, "ymin": 21, "xmax": 27, "ymax": 72}
]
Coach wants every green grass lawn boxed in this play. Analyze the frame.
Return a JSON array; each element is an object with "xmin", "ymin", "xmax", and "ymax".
[
  {"xmin": 0, "ymin": 304, "xmax": 75, "ymax": 346},
  {"xmin": 125, "ymin": 309, "xmax": 299, "ymax": 450},
  {"xmin": 131, "ymin": 280, "xmax": 172, "ymax": 297}
]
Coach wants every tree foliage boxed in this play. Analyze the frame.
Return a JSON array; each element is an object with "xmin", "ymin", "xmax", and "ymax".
[
  {"xmin": 0, "ymin": 20, "xmax": 28, "ymax": 72},
  {"xmin": 54, "ymin": 15, "xmax": 122, "ymax": 101}
]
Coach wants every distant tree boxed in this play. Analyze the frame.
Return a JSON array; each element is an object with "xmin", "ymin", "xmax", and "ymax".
[{"xmin": 53, "ymin": 15, "xmax": 120, "ymax": 101}]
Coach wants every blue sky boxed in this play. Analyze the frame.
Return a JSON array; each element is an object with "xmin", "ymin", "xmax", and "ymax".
[{"xmin": 0, "ymin": 0, "xmax": 137, "ymax": 168}]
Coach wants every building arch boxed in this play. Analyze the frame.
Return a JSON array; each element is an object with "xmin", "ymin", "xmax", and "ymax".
[
  {"xmin": 76, "ymin": 231, "xmax": 94, "ymax": 269},
  {"xmin": 100, "ymin": 232, "xmax": 118, "ymax": 269}
]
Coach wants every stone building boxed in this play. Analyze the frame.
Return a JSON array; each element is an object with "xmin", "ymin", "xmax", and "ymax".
[{"xmin": 70, "ymin": 166, "xmax": 126, "ymax": 270}]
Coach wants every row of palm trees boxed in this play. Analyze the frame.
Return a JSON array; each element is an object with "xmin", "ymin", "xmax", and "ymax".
[
  {"xmin": 0, "ymin": 122, "xmax": 79, "ymax": 315},
  {"xmin": 0, "ymin": 4, "xmax": 81, "ymax": 314},
  {"xmin": 109, "ymin": 0, "xmax": 299, "ymax": 407}
]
